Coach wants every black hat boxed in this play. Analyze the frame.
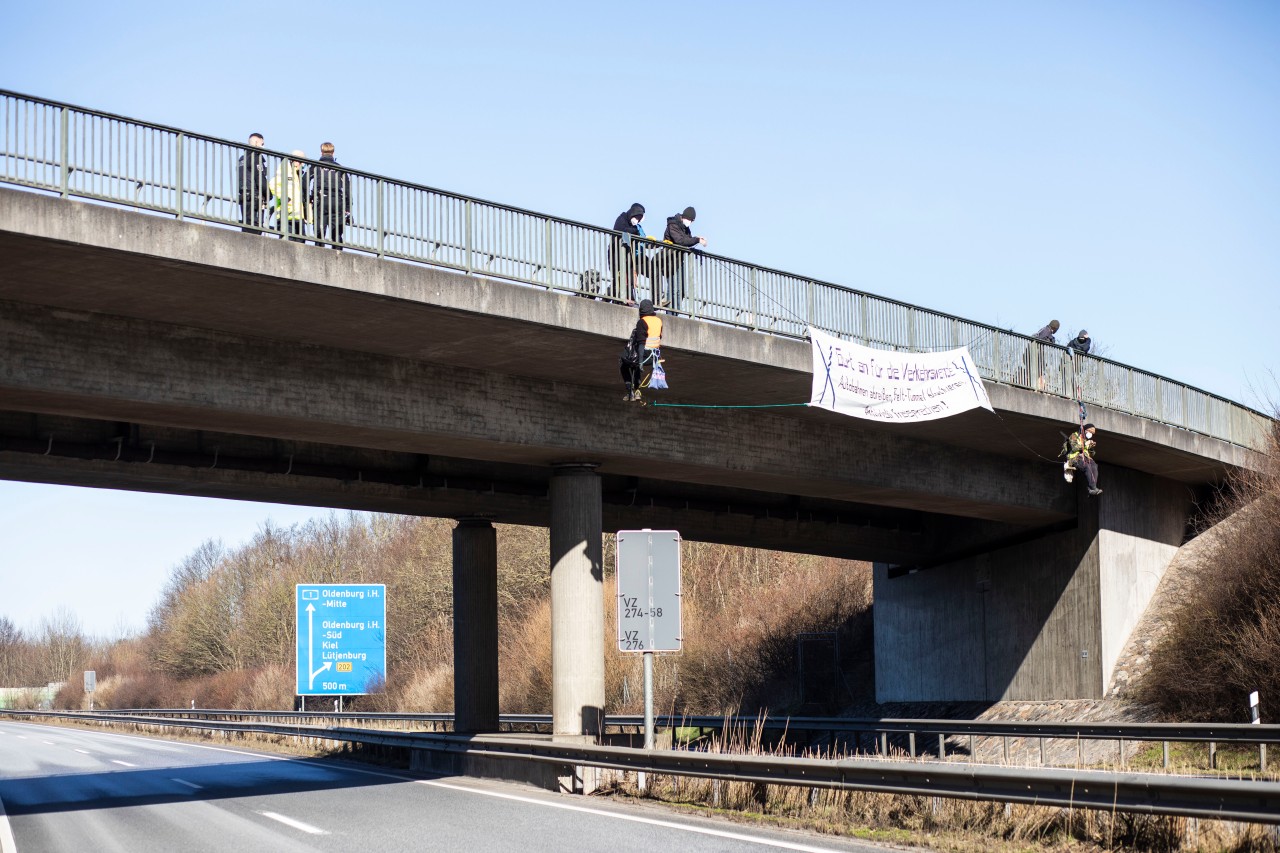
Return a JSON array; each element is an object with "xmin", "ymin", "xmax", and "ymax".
[
  {"xmin": 638, "ymin": 299, "xmax": 655, "ymax": 315},
  {"xmin": 628, "ymin": 202, "xmax": 645, "ymax": 217},
  {"xmin": 681, "ymin": 206, "xmax": 696, "ymax": 221},
  {"xmin": 1078, "ymin": 330, "xmax": 1089, "ymax": 338}
]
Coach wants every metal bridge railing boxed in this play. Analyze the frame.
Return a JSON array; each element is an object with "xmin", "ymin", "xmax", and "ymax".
[{"xmin": 1, "ymin": 90, "xmax": 1269, "ymax": 449}]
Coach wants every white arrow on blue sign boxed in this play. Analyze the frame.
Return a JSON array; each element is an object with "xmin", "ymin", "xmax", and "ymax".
[{"xmin": 295, "ymin": 584, "xmax": 387, "ymax": 696}]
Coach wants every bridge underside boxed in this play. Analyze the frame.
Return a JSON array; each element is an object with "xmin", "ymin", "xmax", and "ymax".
[
  {"xmin": 0, "ymin": 408, "xmax": 1044, "ymax": 565},
  {"xmin": 0, "ymin": 187, "xmax": 1253, "ymax": 714}
]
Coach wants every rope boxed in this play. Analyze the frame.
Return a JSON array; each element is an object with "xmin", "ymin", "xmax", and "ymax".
[{"xmin": 650, "ymin": 402, "xmax": 810, "ymax": 410}]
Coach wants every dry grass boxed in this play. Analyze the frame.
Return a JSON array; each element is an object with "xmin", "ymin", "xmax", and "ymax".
[
  {"xmin": 1139, "ymin": 418, "xmax": 1280, "ymax": 722},
  {"xmin": 601, "ymin": 722, "xmax": 1280, "ymax": 853}
]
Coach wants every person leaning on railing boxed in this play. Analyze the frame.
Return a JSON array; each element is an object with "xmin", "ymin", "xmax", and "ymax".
[
  {"xmin": 1027, "ymin": 319, "xmax": 1061, "ymax": 391},
  {"xmin": 659, "ymin": 206, "xmax": 707, "ymax": 309},
  {"xmin": 269, "ymin": 150, "xmax": 311, "ymax": 243},
  {"xmin": 236, "ymin": 133, "xmax": 269, "ymax": 234},
  {"xmin": 609, "ymin": 202, "xmax": 647, "ymax": 305}
]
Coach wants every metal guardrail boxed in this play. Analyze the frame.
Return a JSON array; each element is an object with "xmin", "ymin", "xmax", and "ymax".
[
  {"xmin": 0, "ymin": 90, "xmax": 1269, "ymax": 449},
  {"xmin": 88, "ymin": 709, "xmax": 1279, "ymax": 771},
  {"xmin": 4, "ymin": 710, "xmax": 1278, "ymax": 824}
]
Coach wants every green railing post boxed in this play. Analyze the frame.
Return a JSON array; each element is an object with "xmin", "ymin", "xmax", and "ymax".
[
  {"xmin": 59, "ymin": 107, "xmax": 70, "ymax": 197},
  {"xmin": 465, "ymin": 199, "xmax": 473, "ymax": 274},
  {"xmin": 689, "ymin": 254, "xmax": 699, "ymax": 320},
  {"xmin": 174, "ymin": 132, "xmax": 184, "ymax": 220},
  {"xmin": 750, "ymin": 267, "xmax": 759, "ymax": 331},
  {"xmin": 544, "ymin": 219, "xmax": 554, "ymax": 289},
  {"xmin": 376, "ymin": 179, "xmax": 385, "ymax": 258},
  {"xmin": 807, "ymin": 279, "xmax": 815, "ymax": 332}
]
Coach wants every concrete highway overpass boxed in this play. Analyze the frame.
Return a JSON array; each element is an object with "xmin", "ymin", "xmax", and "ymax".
[{"xmin": 0, "ymin": 92, "xmax": 1270, "ymax": 727}]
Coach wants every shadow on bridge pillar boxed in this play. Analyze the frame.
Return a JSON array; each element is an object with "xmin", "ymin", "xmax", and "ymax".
[
  {"xmin": 453, "ymin": 517, "xmax": 499, "ymax": 733},
  {"xmin": 549, "ymin": 463, "xmax": 605, "ymax": 742},
  {"xmin": 873, "ymin": 466, "xmax": 1194, "ymax": 703}
]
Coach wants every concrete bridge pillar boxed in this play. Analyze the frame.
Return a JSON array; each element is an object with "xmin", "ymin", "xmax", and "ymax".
[
  {"xmin": 549, "ymin": 463, "xmax": 605, "ymax": 740},
  {"xmin": 874, "ymin": 466, "xmax": 1194, "ymax": 703},
  {"xmin": 452, "ymin": 517, "xmax": 499, "ymax": 733}
]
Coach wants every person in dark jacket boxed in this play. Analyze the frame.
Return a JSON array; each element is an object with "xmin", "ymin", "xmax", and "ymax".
[
  {"xmin": 618, "ymin": 299, "xmax": 662, "ymax": 402},
  {"xmin": 308, "ymin": 142, "xmax": 351, "ymax": 250},
  {"xmin": 660, "ymin": 206, "xmax": 706, "ymax": 308},
  {"xmin": 1067, "ymin": 329, "xmax": 1091, "ymax": 355},
  {"xmin": 1026, "ymin": 319, "xmax": 1061, "ymax": 390},
  {"xmin": 609, "ymin": 202, "xmax": 647, "ymax": 304},
  {"xmin": 1033, "ymin": 320, "xmax": 1060, "ymax": 343},
  {"xmin": 1064, "ymin": 423, "xmax": 1102, "ymax": 495},
  {"xmin": 236, "ymin": 133, "xmax": 269, "ymax": 234}
]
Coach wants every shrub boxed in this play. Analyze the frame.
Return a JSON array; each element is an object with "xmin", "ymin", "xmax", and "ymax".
[{"xmin": 1139, "ymin": 417, "xmax": 1280, "ymax": 720}]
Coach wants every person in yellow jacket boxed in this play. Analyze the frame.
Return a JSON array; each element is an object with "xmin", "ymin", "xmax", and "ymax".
[
  {"xmin": 1064, "ymin": 423, "xmax": 1102, "ymax": 496},
  {"xmin": 269, "ymin": 150, "xmax": 311, "ymax": 242}
]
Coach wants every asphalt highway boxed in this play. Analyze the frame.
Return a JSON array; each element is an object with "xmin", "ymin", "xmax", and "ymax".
[{"xmin": 0, "ymin": 721, "xmax": 889, "ymax": 853}]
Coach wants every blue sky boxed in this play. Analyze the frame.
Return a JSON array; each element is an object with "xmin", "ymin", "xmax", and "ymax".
[{"xmin": 1, "ymin": 1, "xmax": 1277, "ymax": 636}]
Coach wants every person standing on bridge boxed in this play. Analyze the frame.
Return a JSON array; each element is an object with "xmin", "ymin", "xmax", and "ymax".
[
  {"xmin": 619, "ymin": 299, "xmax": 662, "ymax": 402},
  {"xmin": 610, "ymin": 202, "xmax": 648, "ymax": 305},
  {"xmin": 309, "ymin": 142, "xmax": 351, "ymax": 250},
  {"xmin": 661, "ymin": 206, "xmax": 707, "ymax": 309},
  {"xmin": 236, "ymin": 133, "xmax": 269, "ymax": 234},
  {"xmin": 1028, "ymin": 319, "xmax": 1061, "ymax": 391},
  {"xmin": 1067, "ymin": 329, "xmax": 1091, "ymax": 355},
  {"xmin": 1065, "ymin": 422, "xmax": 1102, "ymax": 496},
  {"xmin": 270, "ymin": 150, "xmax": 310, "ymax": 243}
]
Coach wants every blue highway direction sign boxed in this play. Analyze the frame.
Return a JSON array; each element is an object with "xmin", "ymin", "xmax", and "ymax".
[{"xmin": 295, "ymin": 584, "xmax": 386, "ymax": 696}]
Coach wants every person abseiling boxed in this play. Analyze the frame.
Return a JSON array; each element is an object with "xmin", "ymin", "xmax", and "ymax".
[
  {"xmin": 619, "ymin": 299, "xmax": 662, "ymax": 402},
  {"xmin": 1063, "ymin": 422, "xmax": 1102, "ymax": 496}
]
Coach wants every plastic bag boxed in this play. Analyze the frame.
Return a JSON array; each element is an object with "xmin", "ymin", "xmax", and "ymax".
[{"xmin": 649, "ymin": 360, "xmax": 668, "ymax": 390}]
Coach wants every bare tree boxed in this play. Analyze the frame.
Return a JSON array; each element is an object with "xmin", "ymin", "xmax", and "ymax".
[
  {"xmin": 34, "ymin": 607, "xmax": 88, "ymax": 684},
  {"xmin": 0, "ymin": 615, "xmax": 28, "ymax": 686}
]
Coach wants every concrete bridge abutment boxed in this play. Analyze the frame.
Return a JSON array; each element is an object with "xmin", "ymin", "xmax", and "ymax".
[{"xmin": 874, "ymin": 465, "xmax": 1194, "ymax": 702}]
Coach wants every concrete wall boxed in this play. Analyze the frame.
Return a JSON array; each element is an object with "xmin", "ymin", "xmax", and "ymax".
[
  {"xmin": 875, "ymin": 466, "xmax": 1193, "ymax": 702},
  {"xmin": 1097, "ymin": 466, "xmax": 1190, "ymax": 688}
]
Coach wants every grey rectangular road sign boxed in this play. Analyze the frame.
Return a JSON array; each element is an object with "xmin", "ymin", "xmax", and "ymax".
[{"xmin": 616, "ymin": 529, "xmax": 682, "ymax": 653}]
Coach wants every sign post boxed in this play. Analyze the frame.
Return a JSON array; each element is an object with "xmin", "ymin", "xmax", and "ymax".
[
  {"xmin": 1250, "ymin": 691, "xmax": 1265, "ymax": 771},
  {"xmin": 616, "ymin": 529, "xmax": 682, "ymax": 789},
  {"xmin": 83, "ymin": 670, "xmax": 96, "ymax": 711},
  {"xmin": 295, "ymin": 584, "xmax": 387, "ymax": 700}
]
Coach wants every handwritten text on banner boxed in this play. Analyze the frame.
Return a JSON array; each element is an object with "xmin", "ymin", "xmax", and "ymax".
[{"xmin": 808, "ymin": 327, "xmax": 994, "ymax": 422}]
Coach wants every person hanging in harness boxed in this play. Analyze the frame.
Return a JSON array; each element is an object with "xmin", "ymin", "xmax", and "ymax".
[
  {"xmin": 1062, "ymin": 422, "xmax": 1102, "ymax": 496},
  {"xmin": 619, "ymin": 299, "xmax": 662, "ymax": 402}
]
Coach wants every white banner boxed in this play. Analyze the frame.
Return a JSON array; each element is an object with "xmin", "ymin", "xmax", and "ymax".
[{"xmin": 809, "ymin": 327, "xmax": 993, "ymax": 423}]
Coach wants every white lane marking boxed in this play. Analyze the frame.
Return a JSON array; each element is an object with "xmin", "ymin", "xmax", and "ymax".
[
  {"xmin": 171, "ymin": 778, "xmax": 202, "ymax": 790},
  {"xmin": 417, "ymin": 778, "xmax": 849, "ymax": 853},
  {"xmin": 41, "ymin": 741, "xmax": 55, "ymax": 745},
  {"xmin": 74, "ymin": 749, "xmax": 91, "ymax": 755},
  {"xmin": 258, "ymin": 811, "xmax": 328, "ymax": 835},
  {"xmin": 0, "ymin": 791, "xmax": 18, "ymax": 853},
  {"xmin": 3, "ymin": 722, "xmax": 846, "ymax": 851},
  {"xmin": 111, "ymin": 760, "xmax": 137, "ymax": 768},
  {"xmin": 7, "ymin": 723, "xmax": 291, "ymax": 763}
]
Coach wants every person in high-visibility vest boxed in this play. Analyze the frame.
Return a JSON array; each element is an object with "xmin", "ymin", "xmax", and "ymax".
[
  {"xmin": 269, "ymin": 150, "xmax": 310, "ymax": 242},
  {"xmin": 619, "ymin": 299, "xmax": 662, "ymax": 402}
]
